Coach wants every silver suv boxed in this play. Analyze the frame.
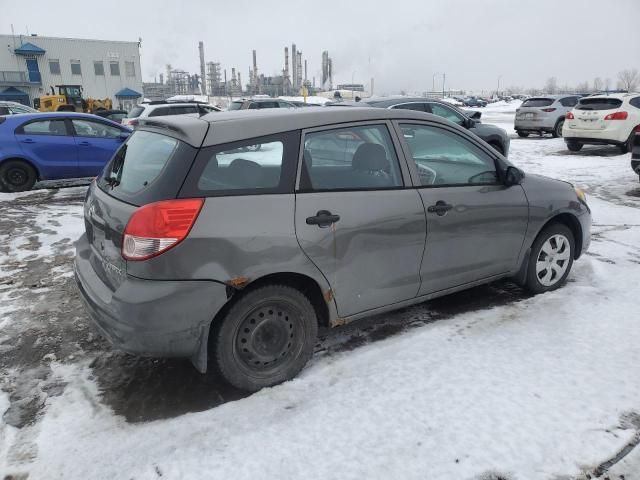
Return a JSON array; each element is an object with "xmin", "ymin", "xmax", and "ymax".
[
  {"xmin": 515, "ymin": 95, "xmax": 580, "ymax": 138},
  {"xmin": 75, "ymin": 108, "xmax": 591, "ymax": 391},
  {"xmin": 122, "ymin": 100, "xmax": 220, "ymax": 127}
]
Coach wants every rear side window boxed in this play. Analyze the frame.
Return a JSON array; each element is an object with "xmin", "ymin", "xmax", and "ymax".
[
  {"xmin": 127, "ymin": 106, "xmax": 145, "ymax": 118},
  {"xmin": 18, "ymin": 119, "xmax": 69, "ymax": 136},
  {"xmin": 522, "ymin": 98, "xmax": 554, "ymax": 107},
  {"xmin": 180, "ymin": 131, "xmax": 300, "ymax": 197},
  {"xmin": 628, "ymin": 97, "xmax": 640, "ymax": 109},
  {"xmin": 392, "ymin": 103, "xmax": 427, "ymax": 112},
  {"xmin": 576, "ymin": 98, "xmax": 623, "ymax": 110},
  {"xmin": 228, "ymin": 102, "xmax": 243, "ymax": 111},
  {"xmin": 98, "ymin": 130, "xmax": 197, "ymax": 206},
  {"xmin": 301, "ymin": 124, "xmax": 403, "ymax": 191}
]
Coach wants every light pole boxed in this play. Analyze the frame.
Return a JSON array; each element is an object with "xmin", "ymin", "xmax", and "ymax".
[
  {"xmin": 351, "ymin": 71, "xmax": 356, "ymax": 99},
  {"xmin": 432, "ymin": 72, "xmax": 439, "ymax": 94},
  {"xmin": 497, "ymin": 75, "xmax": 503, "ymax": 98},
  {"xmin": 442, "ymin": 73, "xmax": 446, "ymax": 98}
]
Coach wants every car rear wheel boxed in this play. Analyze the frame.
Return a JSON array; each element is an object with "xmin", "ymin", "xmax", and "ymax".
[
  {"xmin": 0, "ymin": 160, "xmax": 37, "ymax": 192},
  {"xmin": 517, "ymin": 131, "xmax": 529, "ymax": 138},
  {"xmin": 212, "ymin": 284, "xmax": 318, "ymax": 392},
  {"xmin": 566, "ymin": 142, "xmax": 582, "ymax": 152},
  {"xmin": 525, "ymin": 223, "xmax": 574, "ymax": 294},
  {"xmin": 619, "ymin": 132, "xmax": 634, "ymax": 154},
  {"xmin": 552, "ymin": 119, "xmax": 564, "ymax": 138}
]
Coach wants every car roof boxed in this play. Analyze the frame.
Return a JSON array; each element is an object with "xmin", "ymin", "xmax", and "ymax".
[
  {"xmin": 581, "ymin": 92, "xmax": 638, "ymax": 100},
  {"xmin": 137, "ymin": 106, "xmax": 454, "ymax": 148},
  {"xmin": 364, "ymin": 97, "xmax": 456, "ymax": 107},
  {"xmin": 0, "ymin": 112, "xmax": 130, "ymax": 129}
]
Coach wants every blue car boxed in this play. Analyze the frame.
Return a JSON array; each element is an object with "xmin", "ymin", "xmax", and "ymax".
[{"xmin": 0, "ymin": 112, "xmax": 131, "ymax": 192}]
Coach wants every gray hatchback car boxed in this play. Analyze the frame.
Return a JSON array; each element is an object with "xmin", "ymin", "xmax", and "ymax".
[{"xmin": 74, "ymin": 107, "xmax": 591, "ymax": 391}]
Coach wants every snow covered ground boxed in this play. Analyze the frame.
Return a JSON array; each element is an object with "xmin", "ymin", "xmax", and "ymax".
[{"xmin": 1, "ymin": 103, "xmax": 639, "ymax": 480}]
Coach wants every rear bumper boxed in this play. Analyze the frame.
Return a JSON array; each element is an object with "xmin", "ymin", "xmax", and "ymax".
[
  {"xmin": 74, "ymin": 233, "xmax": 228, "ymax": 371},
  {"xmin": 564, "ymin": 136, "xmax": 625, "ymax": 147},
  {"xmin": 562, "ymin": 126, "xmax": 628, "ymax": 143},
  {"xmin": 514, "ymin": 119, "xmax": 555, "ymax": 131}
]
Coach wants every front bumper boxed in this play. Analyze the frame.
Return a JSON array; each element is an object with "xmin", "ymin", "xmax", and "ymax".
[{"xmin": 74, "ymin": 234, "xmax": 228, "ymax": 371}]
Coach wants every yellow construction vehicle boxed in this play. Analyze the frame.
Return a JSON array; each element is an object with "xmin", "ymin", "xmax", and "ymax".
[{"xmin": 34, "ymin": 85, "xmax": 112, "ymax": 113}]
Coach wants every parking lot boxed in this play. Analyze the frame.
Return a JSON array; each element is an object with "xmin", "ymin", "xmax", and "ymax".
[{"xmin": 1, "ymin": 102, "xmax": 640, "ymax": 479}]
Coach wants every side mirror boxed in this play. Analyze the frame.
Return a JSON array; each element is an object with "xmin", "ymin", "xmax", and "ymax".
[
  {"xmin": 465, "ymin": 118, "xmax": 477, "ymax": 128},
  {"xmin": 505, "ymin": 166, "xmax": 524, "ymax": 186}
]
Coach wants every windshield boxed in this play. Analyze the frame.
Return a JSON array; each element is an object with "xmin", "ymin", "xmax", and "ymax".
[
  {"xmin": 521, "ymin": 98, "xmax": 554, "ymax": 107},
  {"xmin": 127, "ymin": 106, "xmax": 145, "ymax": 118},
  {"xmin": 576, "ymin": 98, "xmax": 623, "ymax": 110}
]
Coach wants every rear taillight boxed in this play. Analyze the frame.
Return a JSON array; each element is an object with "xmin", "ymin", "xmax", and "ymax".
[
  {"xmin": 566, "ymin": 112, "xmax": 574, "ymax": 119},
  {"xmin": 124, "ymin": 119, "xmax": 138, "ymax": 126},
  {"xmin": 541, "ymin": 108, "xmax": 556, "ymax": 112},
  {"xmin": 604, "ymin": 111, "xmax": 628, "ymax": 120},
  {"xmin": 635, "ymin": 125, "xmax": 640, "ymax": 133},
  {"xmin": 122, "ymin": 198, "xmax": 204, "ymax": 261}
]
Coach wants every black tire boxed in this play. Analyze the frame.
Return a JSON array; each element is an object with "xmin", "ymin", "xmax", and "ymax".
[
  {"xmin": 525, "ymin": 223, "xmax": 575, "ymax": 294},
  {"xmin": 566, "ymin": 142, "xmax": 582, "ymax": 152},
  {"xmin": 619, "ymin": 132, "xmax": 634, "ymax": 154},
  {"xmin": 517, "ymin": 131, "xmax": 529, "ymax": 138},
  {"xmin": 212, "ymin": 284, "xmax": 318, "ymax": 392},
  {"xmin": 0, "ymin": 160, "xmax": 37, "ymax": 192},
  {"xmin": 552, "ymin": 119, "xmax": 564, "ymax": 138}
]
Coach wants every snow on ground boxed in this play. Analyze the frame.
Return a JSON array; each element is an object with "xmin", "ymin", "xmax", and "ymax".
[{"xmin": 1, "ymin": 106, "xmax": 640, "ymax": 480}]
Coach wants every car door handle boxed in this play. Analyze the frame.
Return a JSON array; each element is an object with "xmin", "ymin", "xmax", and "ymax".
[
  {"xmin": 20, "ymin": 139, "xmax": 35, "ymax": 144},
  {"xmin": 427, "ymin": 201, "xmax": 453, "ymax": 216},
  {"xmin": 306, "ymin": 210, "xmax": 340, "ymax": 227},
  {"xmin": 78, "ymin": 141, "xmax": 91, "ymax": 146}
]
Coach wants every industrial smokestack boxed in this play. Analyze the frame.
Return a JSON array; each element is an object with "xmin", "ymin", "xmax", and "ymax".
[
  {"xmin": 291, "ymin": 43, "xmax": 297, "ymax": 89},
  {"xmin": 304, "ymin": 59, "xmax": 308, "ymax": 84},
  {"xmin": 159, "ymin": 73, "xmax": 164, "ymax": 85},
  {"xmin": 198, "ymin": 41, "xmax": 206, "ymax": 95},
  {"xmin": 252, "ymin": 49, "xmax": 257, "ymax": 85}
]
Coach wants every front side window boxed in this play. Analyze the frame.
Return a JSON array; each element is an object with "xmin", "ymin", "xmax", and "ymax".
[
  {"xmin": 72, "ymin": 119, "xmax": 122, "ymax": 138},
  {"xmin": 19, "ymin": 119, "xmax": 69, "ymax": 136},
  {"xmin": 109, "ymin": 62, "xmax": 120, "ymax": 76},
  {"xmin": 181, "ymin": 131, "xmax": 299, "ymax": 196},
  {"xmin": 94, "ymin": 61, "xmax": 105, "ymax": 76},
  {"xmin": 70, "ymin": 61, "xmax": 81, "ymax": 75},
  {"xmin": 392, "ymin": 103, "xmax": 427, "ymax": 112},
  {"xmin": 49, "ymin": 59, "xmax": 61, "ymax": 75},
  {"xmin": 302, "ymin": 124, "xmax": 403, "ymax": 191},
  {"xmin": 400, "ymin": 123, "xmax": 498, "ymax": 186},
  {"xmin": 428, "ymin": 103, "xmax": 465, "ymax": 126}
]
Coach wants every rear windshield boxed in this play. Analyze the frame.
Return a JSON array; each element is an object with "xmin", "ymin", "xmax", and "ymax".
[
  {"xmin": 98, "ymin": 130, "xmax": 197, "ymax": 206},
  {"xmin": 576, "ymin": 98, "xmax": 623, "ymax": 110},
  {"xmin": 521, "ymin": 98, "xmax": 554, "ymax": 107},
  {"xmin": 228, "ymin": 101, "xmax": 243, "ymax": 111},
  {"xmin": 127, "ymin": 106, "xmax": 145, "ymax": 118}
]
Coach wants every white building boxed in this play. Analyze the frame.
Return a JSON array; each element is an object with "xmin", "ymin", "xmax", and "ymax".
[{"xmin": 0, "ymin": 33, "xmax": 143, "ymax": 110}]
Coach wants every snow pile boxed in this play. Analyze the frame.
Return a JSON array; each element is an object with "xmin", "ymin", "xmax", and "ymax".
[{"xmin": 278, "ymin": 95, "xmax": 331, "ymax": 105}]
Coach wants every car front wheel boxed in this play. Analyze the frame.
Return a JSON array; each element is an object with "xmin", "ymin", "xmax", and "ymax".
[
  {"xmin": 517, "ymin": 131, "xmax": 529, "ymax": 138},
  {"xmin": 212, "ymin": 284, "xmax": 318, "ymax": 392},
  {"xmin": 525, "ymin": 223, "xmax": 575, "ymax": 294}
]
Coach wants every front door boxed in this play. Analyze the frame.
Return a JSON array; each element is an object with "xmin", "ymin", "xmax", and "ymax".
[
  {"xmin": 15, "ymin": 118, "xmax": 78, "ymax": 179},
  {"xmin": 295, "ymin": 123, "xmax": 426, "ymax": 317},
  {"xmin": 70, "ymin": 118, "xmax": 127, "ymax": 177},
  {"xmin": 396, "ymin": 122, "xmax": 529, "ymax": 295}
]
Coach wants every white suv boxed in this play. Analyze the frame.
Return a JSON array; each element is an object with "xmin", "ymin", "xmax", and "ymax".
[
  {"xmin": 563, "ymin": 93, "xmax": 640, "ymax": 153},
  {"xmin": 122, "ymin": 101, "xmax": 221, "ymax": 127}
]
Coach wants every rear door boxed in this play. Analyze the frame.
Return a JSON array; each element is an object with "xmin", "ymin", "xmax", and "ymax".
[
  {"xmin": 295, "ymin": 122, "xmax": 426, "ymax": 317},
  {"xmin": 71, "ymin": 118, "xmax": 128, "ymax": 177},
  {"xmin": 14, "ymin": 117, "xmax": 78, "ymax": 179},
  {"xmin": 395, "ymin": 121, "xmax": 528, "ymax": 295}
]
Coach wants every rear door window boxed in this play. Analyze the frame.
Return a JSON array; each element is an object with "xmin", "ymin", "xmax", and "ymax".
[
  {"xmin": 148, "ymin": 107, "xmax": 170, "ymax": 117},
  {"xmin": 71, "ymin": 119, "xmax": 122, "ymax": 138},
  {"xmin": 522, "ymin": 98, "xmax": 555, "ymax": 108},
  {"xmin": 98, "ymin": 130, "xmax": 197, "ymax": 206},
  {"xmin": 630, "ymin": 97, "xmax": 640, "ymax": 109},
  {"xmin": 18, "ymin": 119, "xmax": 70, "ymax": 135},
  {"xmin": 560, "ymin": 97, "xmax": 579, "ymax": 107},
  {"xmin": 576, "ymin": 98, "xmax": 623, "ymax": 110},
  {"xmin": 180, "ymin": 131, "xmax": 300, "ymax": 197},
  {"xmin": 427, "ymin": 103, "xmax": 466, "ymax": 126},
  {"xmin": 257, "ymin": 102, "xmax": 278, "ymax": 109},
  {"xmin": 301, "ymin": 124, "xmax": 403, "ymax": 191}
]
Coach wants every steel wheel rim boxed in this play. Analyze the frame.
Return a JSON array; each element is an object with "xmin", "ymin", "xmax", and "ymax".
[
  {"xmin": 234, "ymin": 302, "xmax": 302, "ymax": 373},
  {"xmin": 536, "ymin": 234, "xmax": 571, "ymax": 286},
  {"xmin": 6, "ymin": 167, "xmax": 27, "ymax": 187}
]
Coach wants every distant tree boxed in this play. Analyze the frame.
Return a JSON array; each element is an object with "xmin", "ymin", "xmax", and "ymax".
[
  {"xmin": 526, "ymin": 87, "xmax": 541, "ymax": 96},
  {"xmin": 505, "ymin": 85, "xmax": 523, "ymax": 95},
  {"xmin": 593, "ymin": 77, "xmax": 603, "ymax": 92},
  {"xmin": 544, "ymin": 77, "xmax": 558, "ymax": 94},
  {"xmin": 617, "ymin": 69, "xmax": 639, "ymax": 92},
  {"xmin": 575, "ymin": 81, "xmax": 589, "ymax": 93}
]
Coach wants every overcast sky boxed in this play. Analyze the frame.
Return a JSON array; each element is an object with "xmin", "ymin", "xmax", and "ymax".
[{"xmin": 2, "ymin": 0, "xmax": 639, "ymax": 94}]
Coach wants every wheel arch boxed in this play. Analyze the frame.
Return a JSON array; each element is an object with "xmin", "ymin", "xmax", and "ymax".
[{"xmin": 535, "ymin": 212, "xmax": 584, "ymax": 259}]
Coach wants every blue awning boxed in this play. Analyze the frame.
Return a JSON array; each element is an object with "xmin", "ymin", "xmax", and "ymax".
[
  {"xmin": 14, "ymin": 42, "xmax": 46, "ymax": 55},
  {"xmin": 115, "ymin": 88, "xmax": 142, "ymax": 98},
  {"xmin": 0, "ymin": 87, "xmax": 29, "ymax": 98}
]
